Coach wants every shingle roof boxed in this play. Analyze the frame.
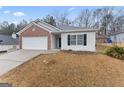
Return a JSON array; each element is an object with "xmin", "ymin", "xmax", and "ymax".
[
  {"xmin": 18, "ymin": 19, "xmax": 99, "ymax": 35},
  {"xmin": 35, "ymin": 20, "xmax": 60, "ymax": 31},
  {"xmin": 35, "ymin": 19, "xmax": 83, "ymax": 31},
  {"xmin": 55, "ymin": 25, "xmax": 84, "ymax": 30},
  {"xmin": 32, "ymin": 19, "xmax": 98, "ymax": 32}
]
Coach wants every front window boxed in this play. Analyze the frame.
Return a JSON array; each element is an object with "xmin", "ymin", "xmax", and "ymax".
[
  {"xmin": 77, "ymin": 35, "xmax": 83, "ymax": 45},
  {"xmin": 70, "ymin": 35, "xmax": 76, "ymax": 45},
  {"xmin": 67, "ymin": 34, "xmax": 87, "ymax": 46}
]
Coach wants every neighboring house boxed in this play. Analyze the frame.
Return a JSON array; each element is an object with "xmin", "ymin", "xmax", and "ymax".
[
  {"xmin": 17, "ymin": 20, "xmax": 99, "ymax": 51},
  {"xmin": 0, "ymin": 34, "xmax": 19, "ymax": 45},
  {"xmin": 109, "ymin": 31, "xmax": 124, "ymax": 43}
]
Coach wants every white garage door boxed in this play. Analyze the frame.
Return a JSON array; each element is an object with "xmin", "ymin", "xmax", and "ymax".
[{"xmin": 22, "ymin": 37, "xmax": 48, "ymax": 50}]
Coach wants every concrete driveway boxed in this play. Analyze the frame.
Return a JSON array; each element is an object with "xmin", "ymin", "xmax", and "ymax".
[{"xmin": 0, "ymin": 49, "xmax": 58, "ymax": 76}]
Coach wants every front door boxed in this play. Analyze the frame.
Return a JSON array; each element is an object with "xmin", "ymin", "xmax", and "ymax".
[{"xmin": 58, "ymin": 37, "xmax": 61, "ymax": 48}]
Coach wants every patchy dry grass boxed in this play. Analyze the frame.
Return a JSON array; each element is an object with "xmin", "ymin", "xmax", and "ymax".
[
  {"xmin": 0, "ymin": 51, "xmax": 124, "ymax": 87},
  {"xmin": 96, "ymin": 44, "xmax": 111, "ymax": 53}
]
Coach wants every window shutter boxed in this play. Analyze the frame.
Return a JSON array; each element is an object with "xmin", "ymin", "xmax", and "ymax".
[
  {"xmin": 68, "ymin": 35, "xmax": 70, "ymax": 45},
  {"xmin": 84, "ymin": 34, "xmax": 87, "ymax": 46}
]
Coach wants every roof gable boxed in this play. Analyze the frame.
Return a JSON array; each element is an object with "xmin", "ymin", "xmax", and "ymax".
[
  {"xmin": 17, "ymin": 21, "xmax": 61, "ymax": 35},
  {"xmin": 37, "ymin": 21, "xmax": 60, "ymax": 31}
]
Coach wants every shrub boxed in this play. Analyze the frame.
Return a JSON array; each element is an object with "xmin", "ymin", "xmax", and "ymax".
[{"xmin": 105, "ymin": 46, "xmax": 124, "ymax": 60}]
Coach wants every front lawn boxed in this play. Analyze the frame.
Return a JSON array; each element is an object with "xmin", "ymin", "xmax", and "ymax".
[{"xmin": 0, "ymin": 51, "xmax": 124, "ymax": 87}]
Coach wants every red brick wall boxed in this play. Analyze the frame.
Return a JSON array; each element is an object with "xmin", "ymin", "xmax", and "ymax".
[{"xmin": 19, "ymin": 25, "xmax": 51, "ymax": 50}]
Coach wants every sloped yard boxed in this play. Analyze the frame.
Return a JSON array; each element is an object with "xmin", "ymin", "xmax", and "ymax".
[{"xmin": 0, "ymin": 51, "xmax": 124, "ymax": 87}]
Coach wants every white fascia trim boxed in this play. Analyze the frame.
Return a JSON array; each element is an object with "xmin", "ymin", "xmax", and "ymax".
[
  {"xmin": 52, "ymin": 29, "xmax": 99, "ymax": 34},
  {"xmin": 37, "ymin": 22, "xmax": 59, "ymax": 32},
  {"xmin": 33, "ymin": 22, "xmax": 53, "ymax": 33},
  {"xmin": 17, "ymin": 22, "xmax": 33, "ymax": 35},
  {"xmin": 63, "ymin": 29, "xmax": 99, "ymax": 32},
  {"xmin": 39, "ymin": 21, "xmax": 60, "ymax": 31}
]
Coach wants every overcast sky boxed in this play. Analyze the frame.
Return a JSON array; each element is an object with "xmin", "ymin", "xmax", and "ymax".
[{"xmin": 0, "ymin": 6, "xmax": 123, "ymax": 24}]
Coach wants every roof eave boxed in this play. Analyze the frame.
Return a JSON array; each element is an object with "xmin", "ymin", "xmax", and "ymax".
[
  {"xmin": 52, "ymin": 29, "xmax": 99, "ymax": 33},
  {"xmin": 17, "ymin": 22, "xmax": 35, "ymax": 35},
  {"xmin": 64, "ymin": 29, "xmax": 99, "ymax": 32},
  {"xmin": 38, "ymin": 21, "xmax": 61, "ymax": 31}
]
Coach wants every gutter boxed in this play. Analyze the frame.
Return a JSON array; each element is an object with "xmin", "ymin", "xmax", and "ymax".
[{"xmin": 52, "ymin": 29, "xmax": 99, "ymax": 33}]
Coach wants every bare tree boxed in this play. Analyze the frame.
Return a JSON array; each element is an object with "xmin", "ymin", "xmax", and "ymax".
[
  {"xmin": 92, "ymin": 9, "xmax": 102, "ymax": 29},
  {"xmin": 52, "ymin": 11, "xmax": 71, "ymax": 25},
  {"xmin": 51, "ymin": 7, "xmax": 124, "ymax": 36},
  {"xmin": 100, "ymin": 7, "xmax": 114, "ymax": 35},
  {"xmin": 76, "ymin": 9, "xmax": 93, "ymax": 28}
]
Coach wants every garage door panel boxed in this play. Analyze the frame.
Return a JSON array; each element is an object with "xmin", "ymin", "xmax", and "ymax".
[{"xmin": 22, "ymin": 37, "xmax": 48, "ymax": 50}]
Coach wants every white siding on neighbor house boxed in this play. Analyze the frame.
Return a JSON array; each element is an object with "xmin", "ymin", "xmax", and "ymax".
[
  {"xmin": 61, "ymin": 32, "xmax": 96, "ymax": 51},
  {"xmin": 110, "ymin": 33, "xmax": 124, "ymax": 43}
]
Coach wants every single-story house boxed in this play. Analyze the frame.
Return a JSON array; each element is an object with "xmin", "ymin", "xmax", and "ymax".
[
  {"xmin": 17, "ymin": 20, "xmax": 99, "ymax": 51},
  {"xmin": 109, "ymin": 31, "xmax": 124, "ymax": 43}
]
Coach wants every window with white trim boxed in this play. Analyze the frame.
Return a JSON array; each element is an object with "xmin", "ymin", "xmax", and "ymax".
[
  {"xmin": 70, "ymin": 35, "xmax": 76, "ymax": 45},
  {"xmin": 67, "ymin": 34, "xmax": 87, "ymax": 46},
  {"xmin": 77, "ymin": 35, "xmax": 84, "ymax": 45}
]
